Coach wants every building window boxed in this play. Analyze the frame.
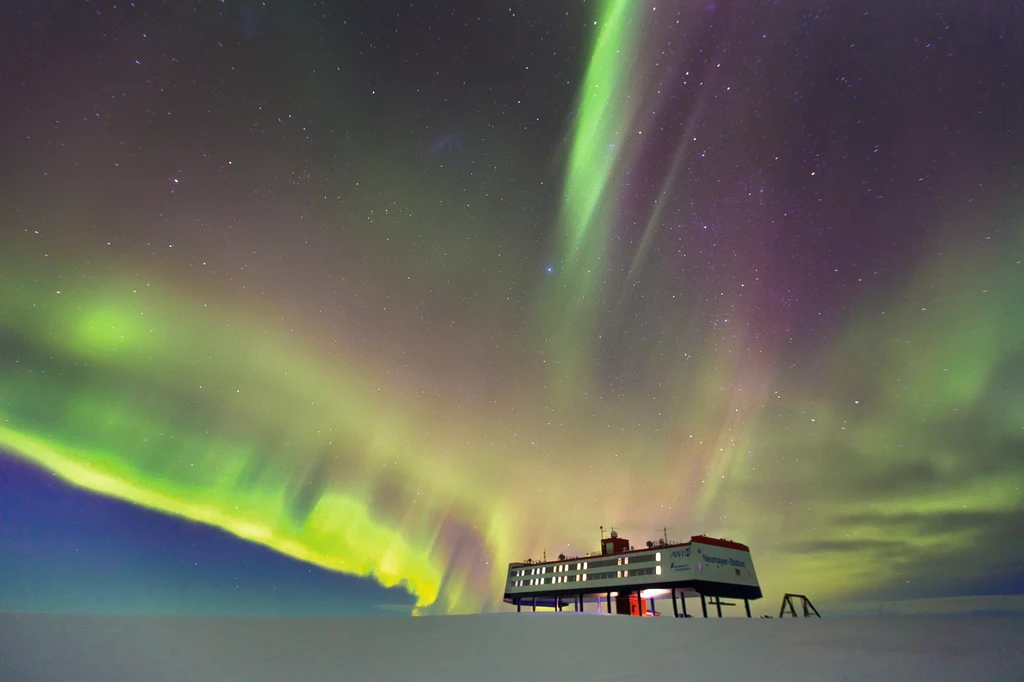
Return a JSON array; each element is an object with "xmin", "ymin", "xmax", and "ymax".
[
  {"xmin": 624, "ymin": 570, "xmax": 629, "ymax": 578},
  {"xmin": 583, "ymin": 574, "xmax": 587, "ymax": 581},
  {"xmin": 656, "ymin": 566, "xmax": 662, "ymax": 576},
  {"xmin": 576, "ymin": 563, "xmax": 581, "ymax": 571},
  {"xmin": 656, "ymin": 552, "xmax": 661, "ymax": 562},
  {"xmin": 617, "ymin": 558, "xmax": 622, "ymax": 566},
  {"xmin": 584, "ymin": 562, "xmax": 588, "ymax": 570},
  {"xmin": 617, "ymin": 571, "xmax": 622, "ymax": 578},
  {"xmin": 624, "ymin": 557, "xmax": 629, "ymax": 565}
]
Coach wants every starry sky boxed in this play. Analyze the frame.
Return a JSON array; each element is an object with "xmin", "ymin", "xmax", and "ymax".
[{"xmin": 1, "ymin": 0, "xmax": 1022, "ymax": 616}]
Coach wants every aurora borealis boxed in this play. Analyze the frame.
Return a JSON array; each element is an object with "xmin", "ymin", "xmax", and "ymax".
[{"xmin": 1, "ymin": 1, "xmax": 1022, "ymax": 616}]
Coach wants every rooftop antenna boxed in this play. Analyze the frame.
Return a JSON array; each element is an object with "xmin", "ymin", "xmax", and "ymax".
[
  {"xmin": 663, "ymin": 527, "xmax": 670, "ymax": 545},
  {"xmin": 600, "ymin": 525, "xmax": 604, "ymax": 542},
  {"xmin": 543, "ymin": 549, "xmax": 547, "ymax": 562}
]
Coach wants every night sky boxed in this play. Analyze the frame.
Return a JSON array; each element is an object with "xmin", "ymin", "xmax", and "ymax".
[{"xmin": 1, "ymin": 1, "xmax": 1021, "ymax": 616}]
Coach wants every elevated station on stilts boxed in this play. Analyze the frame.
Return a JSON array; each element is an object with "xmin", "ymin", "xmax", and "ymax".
[{"xmin": 504, "ymin": 529, "xmax": 762, "ymax": 618}]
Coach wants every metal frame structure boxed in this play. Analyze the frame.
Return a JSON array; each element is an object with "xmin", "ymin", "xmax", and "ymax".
[{"xmin": 778, "ymin": 593, "xmax": 821, "ymax": 618}]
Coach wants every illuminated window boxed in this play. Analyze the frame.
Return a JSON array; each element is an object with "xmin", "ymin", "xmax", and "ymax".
[
  {"xmin": 656, "ymin": 552, "xmax": 661, "ymax": 562},
  {"xmin": 576, "ymin": 563, "xmax": 581, "ymax": 571},
  {"xmin": 656, "ymin": 566, "xmax": 662, "ymax": 576},
  {"xmin": 583, "ymin": 562, "xmax": 588, "ymax": 570},
  {"xmin": 583, "ymin": 574, "xmax": 587, "ymax": 581},
  {"xmin": 617, "ymin": 558, "xmax": 622, "ymax": 566},
  {"xmin": 617, "ymin": 571, "xmax": 622, "ymax": 578},
  {"xmin": 624, "ymin": 557, "xmax": 629, "ymax": 565},
  {"xmin": 624, "ymin": 570, "xmax": 629, "ymax": 578}
]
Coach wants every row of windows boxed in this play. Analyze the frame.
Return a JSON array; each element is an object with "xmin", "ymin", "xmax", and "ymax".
[
  {"xmin": 512, "ymin": 573, "xmax": 590, "ymax": 587},
  {"xmin": 510, "ymin": 564, "xmax": 665, "ymax": 588},
  {"xmin": 511, "ymin": 553, "xmax": 665, "ymax": 578},
  {"xmin": 510, "ymin": 561, "xmax": 592, "ymax": 578}
]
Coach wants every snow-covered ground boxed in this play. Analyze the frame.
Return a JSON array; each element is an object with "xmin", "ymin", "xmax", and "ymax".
[{"xmin": 1, "ymin": 612, "xmax": 1021, "ymax": 681}]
